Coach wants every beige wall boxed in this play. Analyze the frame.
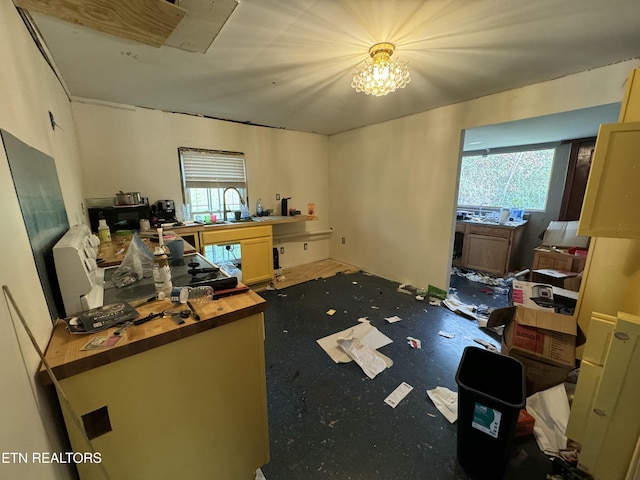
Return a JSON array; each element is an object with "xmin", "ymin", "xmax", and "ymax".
[
  {"xmin": 0, "ymin": 0, "xmax": 83, "ymax": 478},
  {"xmin": 71, "ymin": 102, "xmax": 331, "ymax": 267},
  {"xmin": 328, "ymin": 60, "xmax": 640, "ymax": 290},
  {"xmin": 3, "ymin": 0, "xmax": 640, "ymax": 469}
]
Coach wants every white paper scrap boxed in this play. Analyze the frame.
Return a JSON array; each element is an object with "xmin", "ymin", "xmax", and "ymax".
[
  {"xmin": 427, "ymin": 387, "xmax": 458, "ymax": 423},
  {"xmin": 438, "ymin": 330, "xmax": 455, "ymax": 339},
  {"xmin": 526, "ymin": 384, "xmax": 570, "ymax": 455},
  {"xmin": 407, "ymin": 336, "xmax": 422, "ymax": 349},
  {"xmin": 337, "ymin": 336, "xmax": 389, "ymax": 379},
  {"xmin": 316, "ymin": 322, "xmax": 393, "ymax": 364},
  {"xmin": 385, "ymin": 315, "xmax": 402, "ymax": 323},
  {"xmin": 385, "ymin": 382, "xmax": 414, "ymax": 408}
]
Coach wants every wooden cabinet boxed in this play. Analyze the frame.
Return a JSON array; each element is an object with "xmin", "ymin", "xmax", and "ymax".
[
  {"xmin": 454, "ymin": 221, "xmax": 526, "ymax": 276},
  {"xmin": 42, "ymin": 292, "xmax": 269, "ymax": 480},
  {"xmin": 577, "ymin": 121, "xmax": 640, "ymax": 238},
  {"xmin": 241, "ymin": 236, "xmax": 274, "ymax": 285},
  {"xmin": 201, "ymin": 224, "xmax": 273, "ymax": 286},
  {"xmin": 578, "ymin": 68, "xmax": 640, "ymax": 239},
  {"xmin": 566, "ymin": 311, "xmax": 640, "ymax": 480},
  {"xmin": 532, "ymin": 247, "xmax": 587, "ymax": 272}
]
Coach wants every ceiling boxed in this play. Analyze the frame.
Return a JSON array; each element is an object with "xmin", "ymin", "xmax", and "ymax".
[{"xmin": 20, "ymin": 0, "xmax": 640, "ymax": 138}]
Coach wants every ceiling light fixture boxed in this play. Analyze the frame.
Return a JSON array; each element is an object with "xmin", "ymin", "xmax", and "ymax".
[{"xmin": 351, "ymin": 42, "xmax": 411, "ymax": 96}]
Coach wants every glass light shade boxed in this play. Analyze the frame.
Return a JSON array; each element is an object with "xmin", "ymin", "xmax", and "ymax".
[{"xmin": 351, "ymin": 42, "xmax": 411, "ymax": 96}]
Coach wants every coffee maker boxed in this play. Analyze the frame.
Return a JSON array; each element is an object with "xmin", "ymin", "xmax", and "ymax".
[{"xmin": 152, "ymin": 199, "xmax": 177, "ymax": 225}]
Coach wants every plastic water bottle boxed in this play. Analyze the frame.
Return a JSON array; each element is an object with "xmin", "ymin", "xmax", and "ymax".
[
  {"xmin": 188, "ymin": 286, "xmax": 213, "ymax": 303},
  {"xmin": 256, "ymin": 198, "xmax": 263, "ymax": 217},
  {"xmin": 98, "ymin": 219, "xmax": 111, "ymax": 243},
  {"xmin": 152, "ymin": 247, "xmax": 172, "ymax": 298}
]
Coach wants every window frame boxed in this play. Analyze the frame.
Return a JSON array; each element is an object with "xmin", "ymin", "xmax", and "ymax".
[
  {"xmin": 458, "ymin": 142, "xmax": 559, "ymax": 213},
  {"xmin": 178, "ymin": 147, "xmax": 248, "ymax": 221}
]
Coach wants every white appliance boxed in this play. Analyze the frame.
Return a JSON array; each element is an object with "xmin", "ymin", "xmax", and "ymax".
[{"xmin": 53, "ymin": 224, "xmax": 104, "ymax": 316}]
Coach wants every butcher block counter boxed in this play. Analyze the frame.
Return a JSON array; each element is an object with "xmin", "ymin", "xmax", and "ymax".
[{"xmin": 40, "ymin": 290, "xmax": 269, "ymax": 480}]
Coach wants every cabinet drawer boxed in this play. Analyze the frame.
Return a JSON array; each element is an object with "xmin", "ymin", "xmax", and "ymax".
[
  {"xmin": 201, "ymin": 225, "xmax": 272, "ymax": 244},
  {"xmin": 466, "ymin": 225, "xmax": 512, "ymax": 239},
  {"xmin": 536, "ymin": 255, "xmax": 573, "ymax": 271}
]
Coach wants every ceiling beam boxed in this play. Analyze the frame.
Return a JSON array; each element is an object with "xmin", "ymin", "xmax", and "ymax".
[{"xmin": 14, "ymin": 0, "xmax": 186, "ymax": 47}]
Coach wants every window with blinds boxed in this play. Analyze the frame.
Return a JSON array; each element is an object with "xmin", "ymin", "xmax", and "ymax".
[{"xmin": 179, "ymin": 148, "xmax": 248, "ymax": 222}]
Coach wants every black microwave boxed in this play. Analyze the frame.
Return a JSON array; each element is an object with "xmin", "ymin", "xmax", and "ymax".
[{"xmin": 88, "ymin": 204, "xmax": 151, "ymax": 232}]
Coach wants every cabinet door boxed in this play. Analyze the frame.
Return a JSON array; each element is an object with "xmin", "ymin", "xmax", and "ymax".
[
  {"xmin": 578, "ymin": 121, "xmax": 640, "ymax": 238},
  {"xmin": 576, "ymin": 312, "xmax": 640, "ymax": 479},
  {"xmin": 464, "ymin": 234, "xmax": 509, "ymax": 276},
  {"xmin": 241, "ymin": 236, "xmax": 273, "ymax": 285}
]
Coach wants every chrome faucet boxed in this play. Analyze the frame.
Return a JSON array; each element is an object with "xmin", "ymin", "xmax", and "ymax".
[{"xmin": 222, "ymin": 187, "xmax": 246, "ymax": 221}]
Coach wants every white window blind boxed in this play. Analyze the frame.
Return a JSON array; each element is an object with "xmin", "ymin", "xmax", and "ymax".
[{"xmin": 180, "ymin": 149, "xmax": 246, "ymax": 189}]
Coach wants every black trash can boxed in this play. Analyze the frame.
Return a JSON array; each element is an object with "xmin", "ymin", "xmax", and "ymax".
[{"xmin": 455, "ymin": 346, "xmax": 526, "ymax": 479}]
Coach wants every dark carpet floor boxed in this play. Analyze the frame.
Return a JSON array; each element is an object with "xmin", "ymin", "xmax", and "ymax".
[{"xmin": 258, "ymin": 270, "xmax": 553, "ymax": 479}]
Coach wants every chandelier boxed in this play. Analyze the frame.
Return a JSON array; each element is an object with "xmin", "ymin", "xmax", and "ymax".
[{"xmin": 351, "ymin": 42, "xmax": 411, "ymax": 96}]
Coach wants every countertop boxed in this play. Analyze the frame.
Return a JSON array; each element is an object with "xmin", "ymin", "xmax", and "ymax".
[
  {"xmin": 173, "ymin": 214, "xmax": 314, "ymax": 232},
  {"xmin": 96, "ymin": 230, "xmax": 196, "ymax": 267},
  {"xmin": 39, "ymin": 288, "xmax": 266, "ymax": 383},
  {"xmin": 456, "ymin": 219, "xmax": 528, "ymax": 229}
]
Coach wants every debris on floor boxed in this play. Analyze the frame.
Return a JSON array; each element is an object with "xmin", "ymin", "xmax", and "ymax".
[
  {"xmin": 385, "ymin": 315, "xmax": 402, "ymax": 323},
  {"xmin": 453, "ymin": 267, "xmax": 509, "ymax": 286},
  {"xmin": 316, "ymin": 321, "xmax": 393, "ymax": 365},
  {"xmin": 526, "ymin": 383, "xmax": 571, "ymax": 456},
  {"xmin": 407, "ymin": 336, "xmax": 422, "ymax": 349},
  {"xmin": 427, "ymin": 284, "xmax": 448, "ymax": 300},
  {"xmin": 397, "ymin": 283, "xmax": 415, "ymax": 295},
  {"xmin": 442, "ymin": 292, "xmax": 493, "ymax": 326},
  {"xmin": 336, "ymin": 336, "xmax": 391, "ymax": 379},
  {"xmin": 438, "ymin": 330, "xmax": 455, "ymax": 339},
  {"xmin": 426, "ymin": 386, "xmax": 458, "ymax": 423},
  {"xmin": 384, "ymin": 382, "xmax": 414, "ymax": 408},
  {"xmin": 326, "ymin": 309, "xmax": 336, "ymax": 315},
  {"xmin": 473, "ymin": 338, "xmax": 498, "ymax": 352}
]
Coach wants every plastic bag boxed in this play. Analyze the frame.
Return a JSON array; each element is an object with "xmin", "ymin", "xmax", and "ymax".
[{"xmin": 111, "ymin": 233, "xmax": 154, "ymax": 288}]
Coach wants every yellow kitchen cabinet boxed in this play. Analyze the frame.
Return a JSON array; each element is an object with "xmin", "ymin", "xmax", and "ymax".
[
  {"xmin": 200, "ymin": 224, "xmax": 274, "ymax": 286},
  {"xmin": 46, "ymin": 307, "xmax": 269, "ymax": 480},
  {"xmin": 566, "ymin": 311, "xmax": 640, "ymax": 480},
  {"xmin": 577, "ymin": 121, "xmax": 640, "ymax": 239},
  {"xmin": 241, "ymin": 236, "xmax": 274, "ymax": 285},
  {"xmin": 620, "ymin": 67, "xmax": 640, "ymax": 122}
]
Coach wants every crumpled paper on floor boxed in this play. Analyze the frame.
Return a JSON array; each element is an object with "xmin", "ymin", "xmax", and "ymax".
[
  {"xmin": 336, "ymin": 336, "xmax": 392, "ymax": 379},
  {"xmin": 442, "ymin": 293, "xmax": 490, "ymax": 325},
  {"xmin": 316, "ymin": 321, "xmax": 392, "ymax": 364},
  {"xmin": 526, "ymin": 383, "xmax": 570, "ymax": 456},
  {"xmin": 427, "ymin": 386, "xmax": 458, "ymax": 423}
]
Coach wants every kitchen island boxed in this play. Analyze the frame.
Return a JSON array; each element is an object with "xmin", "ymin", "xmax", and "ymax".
[{"xmin": 40, "ymin": 288, "xmax": 269, "ymax": 479}]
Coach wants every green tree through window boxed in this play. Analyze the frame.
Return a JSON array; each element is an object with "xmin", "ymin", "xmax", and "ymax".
[{"xmin": 458, "ymin": 147, "xmax": 555, "ymax": 211}]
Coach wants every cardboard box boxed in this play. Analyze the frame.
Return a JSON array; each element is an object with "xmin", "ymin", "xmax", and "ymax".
[
  {"xmin": 487, "ymin": 305, "xmax": 584, "ymax": 394},
  {"xmin": 511, "ymin": 280, "xmax": 556, "ymax": 311},
  {"xmin": 541, "ymin": 221, "xmax": 590, "ymax": 249}
]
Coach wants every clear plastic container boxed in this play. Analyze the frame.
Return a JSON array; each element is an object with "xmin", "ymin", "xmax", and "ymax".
[{"xmin": 188, "ymin": 286, "xmax": 213, "ymax": 303}]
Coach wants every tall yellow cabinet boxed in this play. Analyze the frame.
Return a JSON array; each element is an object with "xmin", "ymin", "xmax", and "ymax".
[{"xmin": 567, "ymin": 66, "xmax": 640, "ymax": 479}]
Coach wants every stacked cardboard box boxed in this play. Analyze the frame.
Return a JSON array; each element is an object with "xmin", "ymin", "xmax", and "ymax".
[{"xmin": 487, "ymin": 281, "xmax": 585, "ymax": 394}]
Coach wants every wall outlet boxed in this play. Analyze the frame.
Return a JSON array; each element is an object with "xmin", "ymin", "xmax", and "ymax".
[
  {"xmin": 304, "ymin": 243, "xmax": 308, "ymax": 250},
  {"xmin": 280, "ymin": 247, "xmax": 284, "ymax": 254},
  {"xmin": 276, "ymin": 193, "xmax": 280, "ymax": 200},
  {"xmin": 341, "ymin": 237, "xmax": 346, "ymax": 244}
]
